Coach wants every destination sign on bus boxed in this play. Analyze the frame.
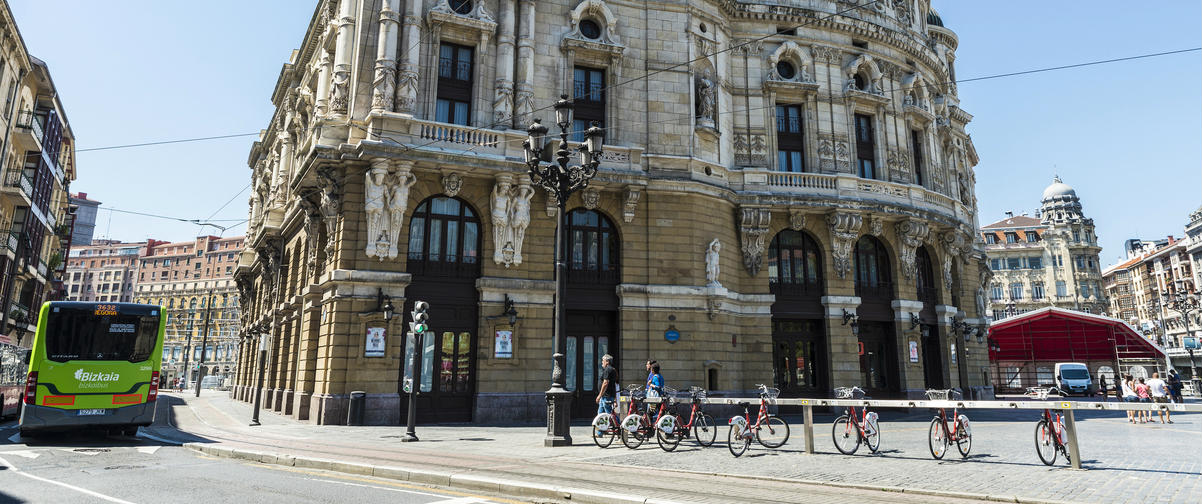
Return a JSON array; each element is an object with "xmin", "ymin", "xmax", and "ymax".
[{"xmin": 94, "ymin": 304, "xmax": 119, "ymax": 316}]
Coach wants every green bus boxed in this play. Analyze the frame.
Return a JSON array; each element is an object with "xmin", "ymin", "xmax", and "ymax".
[{"xmin": 19, "ymin": 301, "xmax": 164, "ymax": 437}]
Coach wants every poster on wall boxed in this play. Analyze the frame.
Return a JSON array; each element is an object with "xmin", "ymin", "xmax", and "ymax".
[
  {"xmin": 950, "ymin": 343, "xmax": 957, "ymax": 364},
  {"xmin": 908, "ymin": 340, "xmax": 919, "ymax": 363},
  {"xmin": 365, "ymin": 326, "xmax": 386, "ymax": 357},
  {"xmin": 494, "ymin": 330, "xmax": 513, "ymax": 359}
]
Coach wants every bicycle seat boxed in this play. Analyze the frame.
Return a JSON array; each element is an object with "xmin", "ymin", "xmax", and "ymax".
[{"xmin": 738, "ymin": 401, "xmax": 751, "ymax": 408}]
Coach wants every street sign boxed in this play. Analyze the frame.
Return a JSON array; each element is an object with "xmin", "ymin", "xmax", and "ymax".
[{"xmin": 1185, "ymin": 337, "xmax": 1201, "ymax": 350}]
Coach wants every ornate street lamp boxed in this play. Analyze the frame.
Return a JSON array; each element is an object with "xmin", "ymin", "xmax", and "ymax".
[
  {"xmin": 1164, "ymin": 281, "xmax": 1201, "ymax": 386},
  {"xmin": 522, "ymin": 94, "xmax": 604, "ymax": 447}
]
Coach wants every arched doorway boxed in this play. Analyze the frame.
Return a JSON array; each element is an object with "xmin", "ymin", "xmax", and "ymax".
[
  {"xmin": 767, "ymin": 230, "xmax": 827, "ymax": 397},
  {"xmin": 563, "ymin": 209, "xmax": 620, "ymax": 418},
  {"xmin": 916, "ymin": 246, "xmax": 945, "ymax": 390},
  {"xmin": 401, "ymin": 196, "xmax": 482, "ymax": 423},
  {"xmin": 854, "ymin": 236, "xmax": 899, "ymax": 397}
]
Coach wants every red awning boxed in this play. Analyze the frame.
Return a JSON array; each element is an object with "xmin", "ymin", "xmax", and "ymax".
[{"xmin": 988, "ymin": 307, "xmax": 1166, "ymax": 362}]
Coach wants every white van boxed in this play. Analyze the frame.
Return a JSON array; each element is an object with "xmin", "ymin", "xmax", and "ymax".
[{"xmin": 1054, "ymin": 363, "xmax": 1092, "ymax": 396}]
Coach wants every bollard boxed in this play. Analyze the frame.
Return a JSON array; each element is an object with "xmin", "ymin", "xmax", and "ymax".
[
  {"xmin": 1063, "ymin": 408, "xmax": 1081, "ymax": 470},
  {"xmin": 347, "ymin": 391, "xmax": 366, "ymax": 426},
  {"xmin": 803, "ymin": 404, "xmax": 814, "ymax": 454}
]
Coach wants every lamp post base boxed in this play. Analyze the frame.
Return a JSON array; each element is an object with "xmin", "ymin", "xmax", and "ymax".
[{"xmin": 544, "ymin": 386, "xmax": 573, "ymax": 447}]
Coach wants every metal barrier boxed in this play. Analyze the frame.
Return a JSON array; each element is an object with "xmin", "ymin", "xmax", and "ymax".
[{"xmin": 644, "ymin": 395, "xmax": 1202, "ymax": 470}]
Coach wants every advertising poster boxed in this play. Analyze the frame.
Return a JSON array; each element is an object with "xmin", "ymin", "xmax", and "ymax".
[
  {"xmin": 494, "ymin": 330, "xmax": 513, "ymax": 359},
  {"xmin": 908, "ymin": 340, "xmax": 919, "ymax": 363},
  {"xmin": 365, "ymin": 326, "xmax": 386, "ymax": 357}
]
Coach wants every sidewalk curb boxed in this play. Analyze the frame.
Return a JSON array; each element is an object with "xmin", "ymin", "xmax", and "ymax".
[{"xmin": 182, "ymin": 442, "xmax": 687, "ymax": 504}]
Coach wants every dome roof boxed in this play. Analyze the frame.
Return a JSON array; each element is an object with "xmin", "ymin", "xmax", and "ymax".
[
  {"xmin": 1041, "ymin": 176, "xmax": 1077, "ymax": 201},
  {"xmin": 927, "ymin": 8, "xmax": 944, "ymax": 27}
]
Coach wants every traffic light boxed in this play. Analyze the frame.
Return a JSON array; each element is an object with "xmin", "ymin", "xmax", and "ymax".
[{"xmin": 410, "ymin": 301, "xmax": 429, "ymax": 335}]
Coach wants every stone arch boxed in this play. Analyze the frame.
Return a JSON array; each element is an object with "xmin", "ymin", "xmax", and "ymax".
[
  {"xmin": 567, "ymin": 0, "xmax": 620, "ymax": 45},
  {"xmin": 767, "ymin": 229, "xmax": 825, "ymax": 297},
  {"xmin": 767, "ymin": 41, "xmax": 814, "ymax": 82},
  {"xmin": 406, "ymin": 195, "xmax": 483, "ymax": 277},
  {"xmin": 854, "ymin": 234, "xmax": 895, "ymax": 302},
  {"xmin": 564, "ymin": 207, "xmax": 622, "ymax": 282},
  {"xmin": 843, "ymin": 54, "xmax": 883, "ymax": 93},
  {"xmin": 901, "ymin": 72, "xmax": 929, "ymax": 108}
]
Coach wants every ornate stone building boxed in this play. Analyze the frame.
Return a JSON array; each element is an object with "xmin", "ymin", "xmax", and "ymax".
[
  {"xmin": 64, "ymin": 239, "xmax": 143, "ymax": 303},
  {"xmin": 981, "ymin": 177, "xmax": 1107, "ymax": 321},
  {"xmin": 233, "ymin": 0, "xmax": 990, "ymax": 425}
]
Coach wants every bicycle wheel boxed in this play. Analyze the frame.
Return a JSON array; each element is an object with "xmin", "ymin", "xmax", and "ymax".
[
  {"xmin": 832, "ymin": 415, "xmax": 860, "ymax": 455},
  {"xmin": 955, "ymin": 418, "xmax": 972, "ymax": 458},
  {"xmin": 1034, "ymin": 420, "xmax": 1057, "ymax": 466},
  {"xmin": 727, "ymin": 424, "xmax": 750, "ymax": 457},
  {"xmin": 693, "ymin": 413, "xmax": 717, "ymax": 447},
  {"xmin": 756, "ymin": 416, "xmax": 790, "ymax": 448},
  {"xmin": 593, "ymin": 426, "xmax": 616, "ymax": 448},
  {"xmin": 863, "ymin": 413, "xmax": 881, "ymax": 453},
  {"xmin": 927, "ymin": 418, "xmax": 947, "ymax": 460},
  {"xmin": 621, "ymin": 426, "xmax": 645, "ymax": 449},
  {"xmin": 656, "ymin": 420, "xmax": 681, "ymax": 452}
]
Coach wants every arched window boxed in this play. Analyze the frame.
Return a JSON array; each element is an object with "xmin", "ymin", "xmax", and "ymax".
[
  {"xmin": 916, "ymin": 247, "xmax": 937, "ymax": 303},
  {"xmin": 854, "ymin": 236, "xmax": 892, "ymax": 300},
  {"xmin": 168, "ymin": 299, "xmax": 175, "ymax": 309},
  {"xmin": 189, "ymin": 298, "xmax": 197, "ymax": 310},
  {"xmin": 767, "ymin": 230, "xmax": 823, "ymax": 297},
  {"xmin": 565, "ymin": 209, "xmax": 619, "ymax": 283},
  {"xmin": 407, "ymin": 197, "xmax": 481, "ymax": 278}
]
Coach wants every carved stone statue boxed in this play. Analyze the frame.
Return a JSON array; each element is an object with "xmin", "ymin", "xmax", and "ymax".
[
  {"xmin": 492, "ymin": 177, "xmax": 514, "ymax": 265},
  {"xmin": 387, "ymin": 169, "xmax": 418, "ymax": 259},
  {"xmin": 705, "ymin": 238, "xmax": 722, "ymax": 287},
  {"xmin": 510, "ymin": 183, "xmax": 535, "ymax": 265},
  {"xmin": 364, "ymin": 167, "xmax": 390, "ymax": 259},
  {"xmin": 975, "ymin": 286, "xmax": 986, "ymax": 316},
  {"xmin": 696, "ymin": 73, "xmax": 717, "ymax": 126},
  {"xmin": 957, "ymin": 172, "xmax": 972, "ymax": 205}
]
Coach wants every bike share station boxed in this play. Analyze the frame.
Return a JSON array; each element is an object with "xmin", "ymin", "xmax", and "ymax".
[{"xmin": 639, "ymin": 389, "xmax": 1202, "ymax": 470}]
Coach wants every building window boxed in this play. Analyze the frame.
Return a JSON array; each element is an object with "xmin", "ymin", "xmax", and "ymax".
[
  {"xmin": 1073, "ymin": 230, "xmax": 1080, "ymax": 242},
  {"xmin": 1026, "ymin": 232, "xmax": 1038, "ymax": 242},
  {"xmin": 449, "ymin": 0, "xmax": 472, "ymax": 15},
  {"xmin": 910, "ymin": 129, "xmax": 924, "ymax": 185},
  {"xmin": 990, "ymin": 258, "xmax": 1001, "ymax": 271},
  {"xmin": 854, "ymin": 114, "xmax": 875, "ymax": 179},
  {"xmin": 915, "ymin": 247, "xmax": 937, "ymax": 302},
  {"xmin": 991, "ymin": 285, "xmax": 1003, "ymax": 301},
  {"xmin": 1032, "ymin": 283, "xmax": 1045, "ymax": 300},
  {"xmin": 407, "ymin": 197, "xmax": 480, "ymax": 278},
  {"xmin": 775, "ymin": 105, "xmax": 805, "ymax": 172},
  {"xmin": 564, "ymin": 209, "xmax": 619, "ymax": 284},
  {"xmin": 1010, "ymin": 283, "xmax": 1024, "ymax": 300},
  {"xmin": 767, "ymin": 230, "xmax": 823, "ymax": 296},
  {"xmin": 436, "ymin": 43, "xmax": 474, "ymax": 125},
  {"xmin": 1006, "ymin": 232, "xmax": 1018, "ymax": 243},
  {"xmin": 853, "ymin": 236, "xmax": 892, "ymax": 299},
  {"xmin": 985, "ymin": 234, "xmax": 998, "ymax": 244},
  {"xmin": 1007, "ymin": 258, "xmax": 1021, "ymax": 270},
  {"xmin": 1056, "ymin": 281, "xmax": 1067, "ymax": 297},
  {"xmin": 1028, "ymin": 257, "xmax": 1042, "ymax": 269},
  {"xmin": 571, "ymin": 67, "xmax": 605, "ymax": 142}
]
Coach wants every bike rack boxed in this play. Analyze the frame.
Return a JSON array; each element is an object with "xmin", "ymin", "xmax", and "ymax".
[{"xmin": 643, "ymin": 396, "xmax": 1202, "ymax": 470}]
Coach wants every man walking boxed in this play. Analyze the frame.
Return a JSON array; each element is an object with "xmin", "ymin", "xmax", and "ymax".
[
  {"xmin": 1167, "ymin": 369, "xmax": 1184, "ymax": 403},
  {"xmin": 595, "ymin": 354, "xmax": 618, "ymax": 418},
  {"xmin": 1146, "ymin": 372, "xmax": 1172, "ymax": 424}
]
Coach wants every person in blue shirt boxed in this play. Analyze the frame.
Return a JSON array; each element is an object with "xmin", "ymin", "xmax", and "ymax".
[{"xmin": 645, "ymin": 361, "xmax": 664, "ymax": 423}]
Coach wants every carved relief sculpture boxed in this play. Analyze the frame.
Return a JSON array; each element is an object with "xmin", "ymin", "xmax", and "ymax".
[
  {"xmin": 895, "ymin": 219, "xmax": 930, "ymax": 280},
  {"xmin": 738, "ymin": 207, "xmax": 771, "ymax": 276},
  {"xmin": 827, "ymin": 211, "xmax": 863, "ymax": 278},
  {"xmin": 622, "ymin": 185, "xmax": 641, "ymax": 223},
  {"xmin": 442, "ymin": 172, "xmax": 463, "ymax": 197},
  {"xmin": 510, "ymin": 181, "xmax": 534, "ymax": 265},
  {"xmin": 581, "ymin": 187, "xmax": 600, "ymax": 210},
  {"xmin": 705, "ymin": 238, "xmax": 722, "ymax": 287},
  {"xmin": 364, "ymin": 166, "xmax": 390, "ymax": 260},
  {"xmin": 491, "ymin": 175, "xmax": 514, "ymax": 265},
  {"xmin": 387, "ymin": 166, "xmax": 418, "ymax": 259},
  {"xmin": 789, "ymin": 209, "xmax": 806, "ymax": 231}
]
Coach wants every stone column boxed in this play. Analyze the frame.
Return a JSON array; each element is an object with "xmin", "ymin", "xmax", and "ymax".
[
  {"xmin": 935, "ymin": 304, "xmax": 960, "ymax": 390},
  {"xmin": 315, "ymin": 48, "xmax": 332, "ymax": 117},
  {"xmin": 513, "ymin": 0, "xmax": 536, "ymax": 125},
  {"xmin": 892, "ymin": 299, "xmax": 924, "ymax": 398},
  {"xmin": 278, "ymin": 134, "xmax": 293, "ymax": 190},
  {"xmin": 822, "ymin": 295, "xmax": 862, "ymax": 392},
  {"xmin": 395, "ymin": 0, "xmax": 423, "ymax": 113},
  {"xmin": 330, "ymin": 0, "xmax": 357, "ymax": 116},
  {"xmin": 371, "ymin": 0, "xmax": 400, "ymax": 112},
  {"xmin": 493, "ymin": 0, "xmax": 516, "ymax": 128}
]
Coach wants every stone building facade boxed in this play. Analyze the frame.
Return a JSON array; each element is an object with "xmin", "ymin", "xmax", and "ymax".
[
  {"xmin": 0, "ymin": 0, "xmax": 77, "ymax": 347},
  {"xmin": 232, "ymin": 0, "xmax": 991, "ymax": 425},
  {"xmin": 981, "ymin": 177, "xmax": 1107, "ymax": 321},
  {"xmin": 132, "ymin": 236, "xmax": 245, "ymax": 387},
  {"xmin": 64, "ymin": 239, "xmax": 142, "ymax": 303}
]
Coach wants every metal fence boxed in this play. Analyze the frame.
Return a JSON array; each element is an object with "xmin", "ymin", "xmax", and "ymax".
[{"xmin": 645, "ymin": 394, "xmax": 1202, "ymax": 470}]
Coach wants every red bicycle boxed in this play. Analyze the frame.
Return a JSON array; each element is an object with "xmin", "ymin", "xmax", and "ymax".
[
  {"xmin": 620, "ymin": 385, "xmax": 671, "ymax": 449},
  {"xmin": 832, "ymin": 386, "xmax": 881, "ymax": 455},
  {"xmin": 1029, "ymin": 387, "xmax": 1071, "ymax": 466},
  {"xmin": 591, "ymin": 384, "xmax": 642, "ymax": 448},
  {"xmin": 926, "ymin": 388, "xmax": 971, "ymax": 459},
  {"xmin": 727, "ymin": 384, "xmax": 790, "ymax": 457},
  {"xmin": 655, "ymin": 386, "xmax": 717, "ymax": 451}
]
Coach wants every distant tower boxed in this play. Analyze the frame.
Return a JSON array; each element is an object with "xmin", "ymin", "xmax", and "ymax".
[{"xmin": 1039, "ymin": 176, "xmax": 1088, "ymax": 226}]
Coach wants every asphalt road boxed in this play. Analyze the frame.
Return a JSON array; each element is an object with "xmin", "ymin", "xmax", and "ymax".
[{"xmin": 0, "ymin": 421, "xmax": 517, "ymax": 504}]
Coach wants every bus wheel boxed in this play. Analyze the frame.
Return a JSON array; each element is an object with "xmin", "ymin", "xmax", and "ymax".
[
  {"xmin": 18, "ymin": 429, "xmax": 36, "ymax": 440},
  {"xmin": 123, "ymin": 426, "xmax": 139, "ymax": 437}
]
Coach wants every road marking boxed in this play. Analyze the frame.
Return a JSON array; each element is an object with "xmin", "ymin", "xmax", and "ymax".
[
  {"xmin": 0, "ymin": 449, "xmax": 39, "ymax": 459},
  {"xmin": 7, "ymin": 433, "xmax": 19, "ymax": 443},
  {"xmin": 0, "ymin": 454, "xmax": 140, "ymax": 504},
  {"xmin": 136, "ymin": 430, "xmax": 184, "ymax": 446},
  {"xmin": 255, "ymin": 464, "xmax": 522, "ymax": 504},
  {"xmin": 427, "ymin": 498, "xmax": 490, "ymax": 504},
  {"xmin": 135, "ymin": 446, "xmax": 161, "ymax": 454}
]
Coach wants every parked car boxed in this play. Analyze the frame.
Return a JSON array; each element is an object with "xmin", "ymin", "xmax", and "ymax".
[{"xmin": 1054, "ymin": 363, "xmax": 1093, "ymax": 396}]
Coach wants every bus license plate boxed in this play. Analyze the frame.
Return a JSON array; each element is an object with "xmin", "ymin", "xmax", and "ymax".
[{"xmin": 77, "ymin": 409, "xmax": 107, "ymax": 416}]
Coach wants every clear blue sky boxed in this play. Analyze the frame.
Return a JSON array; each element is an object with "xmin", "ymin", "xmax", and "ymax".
[{"xmin": 9, "ymin": 1, "xmax": 1201, "ymax": 267}]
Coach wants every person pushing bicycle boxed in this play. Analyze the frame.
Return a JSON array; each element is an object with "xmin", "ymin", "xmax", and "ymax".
[{"xmin": 595, "ymin": 354, "xmax": 618, "ymax": 417}]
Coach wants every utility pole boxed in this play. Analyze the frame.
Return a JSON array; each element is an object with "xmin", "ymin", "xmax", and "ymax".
[
  {"xmin": 181, "ymin": 311, "xmax": 193, "ymax": 390},
  {"xmin": 194, "ymin": 286, "xmax": 216, "ymax": 397}
]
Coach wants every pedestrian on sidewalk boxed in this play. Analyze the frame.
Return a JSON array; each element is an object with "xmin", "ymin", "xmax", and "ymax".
[
  {"xmin": 645, "ymin": 361, "xmax": 664, "ymax": 424},
  {"xmin": 1112, "ymin": 375, "xmax": 1122, "ymax": 402},
  {"xmin": 1146, "ymin": 372, "xmax": 1173, "ymax": 424},
  {"xmin": 1167, "ymin": 369, "xmax": 1184, "ymax": 403},
  {"xmin": 595, "ymin": 354, "xmax": 618, "ymax": 418},
  {"xmin": 1121, "ymin": 374, "xmax": 1138, "ymax": 423},
  {"xmin": 1135, "ymin": 377, "xmax": 1151, "ymax": 423},
  {"xmin": 1099, "ymin": 374, "xmax": 1108, "ymax": 402}
]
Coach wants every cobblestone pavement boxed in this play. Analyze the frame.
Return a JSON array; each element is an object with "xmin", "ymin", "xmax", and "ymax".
[{"xmin": 161, "ymin": 392, "xmax": 1200, "ymax": 504}]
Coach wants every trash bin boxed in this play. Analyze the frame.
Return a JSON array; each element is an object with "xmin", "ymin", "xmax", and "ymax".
[{"xmin": 347, "ymin": 391, "xmax": 366, "ymax": 426}]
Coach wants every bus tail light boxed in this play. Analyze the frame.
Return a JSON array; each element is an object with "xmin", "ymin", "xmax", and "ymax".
[
  {"xmin": 147, "ymin": 371, "xmax": 160, "ymax": 402},
  {"xmin": 24, "ymin": 371, "xmax": 37, "ymax": 405}
]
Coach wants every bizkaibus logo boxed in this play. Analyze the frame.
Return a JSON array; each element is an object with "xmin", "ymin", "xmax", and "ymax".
[{"xmin": 75, "ymin": 369, "xmax": 120, "ymax": 382}]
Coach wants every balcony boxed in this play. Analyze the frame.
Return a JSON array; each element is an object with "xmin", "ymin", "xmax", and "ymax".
[
  {"xmin": 4, "ymin": 231, "xmax": 17, "ymax": 254},
  {"xmin": 3, "ymin": 168, "xmax": 34, "ymax": 200},
  {"xmin": 13, "ymin": 110, "xmax": 45, "ymax": 147},
  {"xmin": 759, "ymin": 172, "xmax": 972, "ymax": 220},
  {"xmin": 8, "ymin": 302, "xmax": 30, "ymax": 326}
]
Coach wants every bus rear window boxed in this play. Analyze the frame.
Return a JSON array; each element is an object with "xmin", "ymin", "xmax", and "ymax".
[{"xmin": 45, "ymin": 308, "xmax": 159, "ymax": 363}]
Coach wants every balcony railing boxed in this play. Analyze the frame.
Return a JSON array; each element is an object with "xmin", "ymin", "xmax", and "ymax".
[
  {"xmin": 14, "ymin": 110, "xmax": 45, "ymax": 145},
  {"xmin": 4, "ymin": 168, "xmax": 34, "ymax": 198},
  {"xmin": 5, "ymin": 231, "xmax": 17, "ymax": 253},
  {"xmin": 417, "ymin": 121, "xmax": 500, "ymax": 151},
  {"xmin": 9, "ymin": 302, "xmax": 30, "ymax": 325},
  {"xmin": 766, "ymin": 171, "xmax": 838, "ymax": 190},
  {"xmin": 764, "ymin": 173, "xmax": 968, "ymax": 219}
]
